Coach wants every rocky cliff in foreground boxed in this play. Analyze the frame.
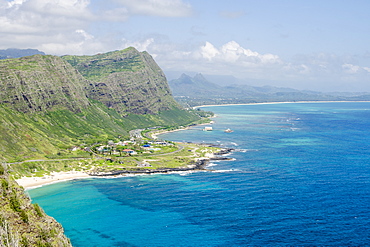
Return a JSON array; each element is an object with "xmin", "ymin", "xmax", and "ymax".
[{"xmin": 0, "ymin": 165, "xmax": 71, "ymax": 246}]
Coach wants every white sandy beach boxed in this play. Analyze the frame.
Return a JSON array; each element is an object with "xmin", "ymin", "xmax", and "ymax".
[
  {"xmin": 16, "ymin": 171, "xmax": 91, "ymax": 190},
  {"xmin": 151, "ymin": 127, "xmax": 189, "ymax": 139}
]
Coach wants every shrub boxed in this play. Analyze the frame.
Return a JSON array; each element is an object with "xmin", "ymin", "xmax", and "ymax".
[
  {"xmin": 33, "ymin": 203, "xmax": 44, "ymax": 217},
  {"xmin": 20, "ymin": 210, "xmax": 29, "ymax": 223},
  {"xmin": 9, "ymin": 194, "xmax": 21, "ymax": 212},
  {"xmin": 1, "ymin": 179, "xmax": 8, "ymax": 192}
]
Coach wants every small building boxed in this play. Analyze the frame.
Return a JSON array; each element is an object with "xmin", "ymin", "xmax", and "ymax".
[{"xmin": 123, "ymin": 149, "xmax": 137, "ymax": 155}]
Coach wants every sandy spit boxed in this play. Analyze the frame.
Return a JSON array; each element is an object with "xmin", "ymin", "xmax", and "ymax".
[{"xmin": 16, "ymin": 171, "xmax": 91, "ymax": 190}]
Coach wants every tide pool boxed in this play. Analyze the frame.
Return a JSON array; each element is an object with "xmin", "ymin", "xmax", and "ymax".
[{"xmin": 29, "ymin": 102, "xmax": 370, "ymax": 246}]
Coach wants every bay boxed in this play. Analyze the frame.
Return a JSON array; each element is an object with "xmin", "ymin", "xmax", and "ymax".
[{"xmin": 28, "ymin": 102, "xmax": 370, "ymax": 246}]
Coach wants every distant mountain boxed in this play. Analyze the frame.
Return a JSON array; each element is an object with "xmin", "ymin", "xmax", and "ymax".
[
  {"xmin": 169, "ymin": 73, "xmax": 370, "ymax": 107},
  {"xmin": 169, "ymin": 73, "xmax": 222, "ymax": 97},
  {"xmin": 0, "ymin": 48, "xmax": 45, "ymax": 59}
]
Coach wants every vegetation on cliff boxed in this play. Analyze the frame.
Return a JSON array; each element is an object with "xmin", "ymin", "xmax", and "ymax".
[
  {"xmin": 0, "ymin": 48, "xmax": 200, "ymax": 163},
  {"xmin": 0, "ymin": 47, "xmax": 205, "ymax": 246},
  {"xmin": 0, "ymin": 55, "xmax": 90, "ymax": 113},
  {"xmin": 0, "ymin": 164, "xmax": 71, "ymax": 246},
  {"xmin": 63, "ymin": 47, "xmax": 181, "ymax": 115}
]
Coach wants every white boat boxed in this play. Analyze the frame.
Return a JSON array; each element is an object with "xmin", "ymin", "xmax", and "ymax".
[{"xmin": 224, "ymin": 128, "xmax": 233, "ymax": 133}]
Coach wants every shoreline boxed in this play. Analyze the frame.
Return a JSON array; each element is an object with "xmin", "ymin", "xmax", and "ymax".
[
  {"xmin": 19, "ymin": 101, "xmax": 368, "ymax": 190},
  {"xmin": 16, "ymin": 171, "xmax": 91, "ymax": 190},
  {"xmin": 151, "ymin": 127, "xmax": 189, "ymax": 139},
  {"xmin": 16, "ymin": 148, "xmax": 234, "ymax": 190},
  {"xmin": 193, "ymin": 100, "xmax": 370, "ymax": 109}
]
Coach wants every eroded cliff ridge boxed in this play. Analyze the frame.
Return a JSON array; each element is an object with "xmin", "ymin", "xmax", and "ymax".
[
  {"xmin": 0, "ymin": 47, "xmax": 186, "ymax": 116},
  {"xmin": 0, "ymin": 54, "xmax": 90, "ymax": 113},
  {"xmin": 63, "ymin": 47, "xmax": 179, "ymax": 115}
]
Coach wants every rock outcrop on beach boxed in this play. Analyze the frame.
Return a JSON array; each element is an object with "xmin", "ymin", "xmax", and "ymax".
[{"xmin": 0, "ymin": 165, "xmax": 71, "ymax": 246}]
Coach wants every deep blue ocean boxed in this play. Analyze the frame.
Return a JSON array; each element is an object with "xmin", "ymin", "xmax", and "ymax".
[{"xmin": 28, "ymin": 102, "xmax": 370, "ymax": 246}]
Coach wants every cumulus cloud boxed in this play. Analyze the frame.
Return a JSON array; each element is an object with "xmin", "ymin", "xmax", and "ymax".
[
  {"xmin": 141, "ymin": 39, "xmax": 370, "ymax": 91},
  {"xmin": 0, "ymin": 0, "xmax": 93, "ymax": 44},
  {"xmin": 200, "ymin": 42, "xmax": 220, "ymax": 60},
  {"xmin": 114, "ymin": 0, "xmax": 193, "ymax": 17},
  {"xmin": 146, "ymin": 40, "xmax": 284, "ymax": 79},
  {"xmin": 197, "ymin": 41, "xmax": 281, "ymax": 65},
  {"xmin": 0, "ymin": 0, "xmax": 194, "ymax": 54},
  {"xmin": 0, "ymin": 0, "xmax": 129, "ymax": 54}
]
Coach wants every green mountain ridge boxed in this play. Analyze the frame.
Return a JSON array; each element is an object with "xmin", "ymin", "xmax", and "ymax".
[
  {"xmin": 63, "ymin": 47, "xmax": 177, "ymax": 115},
  {"xmin": 0, "ymin": 48, "xmax": 200, "ymax": 163}
]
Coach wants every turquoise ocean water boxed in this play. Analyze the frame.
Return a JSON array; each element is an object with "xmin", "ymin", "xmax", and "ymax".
[{"xmin": 28, "ymin": 102, "xmax": 370, "ymax": 246}]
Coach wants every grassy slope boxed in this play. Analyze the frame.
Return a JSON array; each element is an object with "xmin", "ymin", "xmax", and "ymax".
[
  {"xmin": 62, "ymin": 47, "xmax": 145, "ymax": 82},
  {"xmin": 0, "ymin": 100, "xmax": 199, "ymax": 163}
]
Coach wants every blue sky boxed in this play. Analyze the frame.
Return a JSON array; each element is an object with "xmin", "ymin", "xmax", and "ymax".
[{"xmin": 1, "ymin": 0, "xmax": 370, "ymax": 91}]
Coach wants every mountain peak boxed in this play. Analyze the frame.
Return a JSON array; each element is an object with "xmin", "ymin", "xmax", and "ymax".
[
  {"xmin": 193, "ymin": 73, "xmax": 208, "ymax": 83},
  {"xmin": 179, "ymin": 73, "xmax": 191, "ymax": 79}
]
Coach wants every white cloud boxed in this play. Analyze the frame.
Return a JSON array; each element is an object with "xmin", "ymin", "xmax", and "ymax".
[
  {"xmin": 364, "ymin": 67, "xmax": 370, "ymax": 73},
  {"xmin": 143, "ymin": 40, "xmax": 370, "ymax": 91},
  {"xmin": 75, "ymin": 29, "xmax": 94, "ymax": 40},
  {"xmin": 146, "ymin": 40, "xmax": 285, "ymax": 79},
  {"xmin": 0, "ymin": 0, "xmax": 92, "ymax": 35},
  {"xmin": 200, "ymin": 42, "xmax": 220, "ymax": 61},
  {"xmin": 197, "ymin": 41, "xmax": 281, "ymax": 65},
  {"xmin": 114, "ymin": 0, "xmax": 193, "ymax": 17},
  {"xmin": 342, "ymin": 63, "xmax": 360, "ymax": 74},
  {"xmin": 0, "ymin": 0, "xmax": 129, "ymax": 54},
  {"xmin": 121, "ymin": 38, "xmax": 155, "ymax": 52},
  {"xmin": 0, "ymin": 0, "xmax": 193, "ymax": 54}
]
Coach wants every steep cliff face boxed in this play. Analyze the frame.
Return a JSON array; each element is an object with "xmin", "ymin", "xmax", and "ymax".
[
  {"xmin": 63, "ymin": 47, "xmax": 179, "ymax": 115},
  {"xmin": 0, "ymin": 48, "xmax": 200, "ymax": 162},
  {"xmin": 0, "ymin": 165, "xmax": 71, "ymax": 246},
  {"xmin": 0, "ymin": 55, "xmax": 90, "ymax": 113}
]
